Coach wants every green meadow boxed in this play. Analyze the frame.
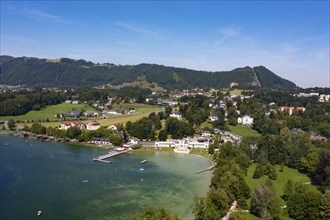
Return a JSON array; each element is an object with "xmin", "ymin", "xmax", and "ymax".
[
  {"xmin": 229, "ymin": 125, "xmax": 261, "ymax": 137},
  {"xmin": 0, "ymin": 103, "xmax": 93, "ymax": 121},
  {"xmin": 246, "ymin": 164, "xmax": 319, "ymax": 198}
]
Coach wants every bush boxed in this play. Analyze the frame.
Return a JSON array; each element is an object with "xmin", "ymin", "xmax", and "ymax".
[{"xmin": 131, "ymin": 144, "xmax": 142, "ymax": 150}]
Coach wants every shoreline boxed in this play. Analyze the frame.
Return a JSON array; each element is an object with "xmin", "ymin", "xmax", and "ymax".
[{"xmin": 1, "ymin": 130, "xmax": 215, "ymax": 167}]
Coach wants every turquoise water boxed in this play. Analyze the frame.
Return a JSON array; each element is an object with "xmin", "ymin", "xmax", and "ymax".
[{"xmin": 0, "ymin": 135, "xmax": 212, "ymax": 220}]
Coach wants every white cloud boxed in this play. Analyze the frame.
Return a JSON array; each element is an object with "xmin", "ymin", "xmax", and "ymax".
[
  {"xmin": 214, "ymin": 25, "xmax": 242, "ymax": 44},
  {"xmin": 25, "ymin": 9, "xmax": 76, "ymax": 25}
]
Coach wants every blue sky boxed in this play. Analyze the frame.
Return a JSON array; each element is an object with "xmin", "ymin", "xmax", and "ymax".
[{"xmin": 1, "ymin": 1, "xmax": 329, "ymax": 88}]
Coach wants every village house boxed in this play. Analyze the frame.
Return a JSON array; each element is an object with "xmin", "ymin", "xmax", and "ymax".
[
  {"xmin": 71, "ymin": 100, "xmax": 80, "ymax": 104},
  {"xmin": 202, "ymin": 130, "xmax": 211, "ymax": 137},
  {"xmin": 309, "ymin": 135, "xmax": 328, "ymax": 142},
  {"xmin": 238, "ymin": 115, "xmax": 254, "ymax": 126},
  {"xmin": 155, "ymin": 137, "xmax": 210, "ymax": 149},
  {"xmin": 170, "ymin": 111, "xmax": 183, "ymax": 120},
  {"xmin": 63, "ymin": 111, "xmax": 82, "ymax": 119},
  {"xmin": 90, "ymin": 137, "xmax": 111, "ymax": 145},
  {"xmin": 86, "ymin": 121, "xmax": 101, "ymax": 130},
  {"xmin": 209, "ymin": 114, "xmax": 219, "ymax": 121},
  {"xmin": 83, "ymin": 110, "xmax": 99, "ymax": 117},
  {"xmin": 221, "ymin": 131, "xmax": 241, "ymax": 143},
  {"xmin": 59, "ymin": 121, "xmax": 86, "ymax": 130},
  {"xmin": 279, "ymin": 106, "xmax": 306, "ymax": 116},
  {"xmin": 107, "ymin": 125, "xmax": 118, "ymax": 131}
]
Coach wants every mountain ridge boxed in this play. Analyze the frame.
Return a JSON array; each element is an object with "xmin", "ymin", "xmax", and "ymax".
[{"xmin": 0, "ymin": 55, "xmax": 296, "ymax": 89}]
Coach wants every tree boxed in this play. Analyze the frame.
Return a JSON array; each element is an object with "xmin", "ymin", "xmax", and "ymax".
[
  {"xmin": 300, "ymin": 150, "xmax": 320, "ymax": 176},
  {"xmin": 158, "ymin": 129, "xmax": 167, "ymax": 141},
  {"xmin": 193, "ymin": 196, "xmax": 205, "ymax": 220},
  {"xmin": 66, "ymin": 126, "xmax": 81, "ymax": 139},
  {"xmin": 283, "ymin": 179, "xmax": 294, "ymax": 201},
  {"xmin": 109, "ymin": 134, "xmax": 123, "ymax": 146},
  {"xmin": 134, "ymin": 207, "xmax": 181, "ymax": 220},
  {"xmin": 305, "ymin": 191, "xmax": 322, "ymax": 220},
  {"xmin": 7, "ymin": 119, "xmax": 16, "ymax": 130},
  {"xmin": 287, "ymin": 191, "xmax": 307, "ymax": 220},
  {"xmin": 320, "ymin": 190, "xmax": 330, "ymax": 220},
  {"xmin": 250, "ymin": 184, "xmax": 281, "ymax": 220},
  {"xmin": 229, "ymin": 212, "xmax": 248, "ymax": 220}
]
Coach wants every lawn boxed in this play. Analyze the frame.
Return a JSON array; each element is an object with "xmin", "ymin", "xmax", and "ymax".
[
  {"xmin": 111, "ymin": 103, "xmax": 161, "ymax": 113},
  {"xmin": 246, "ymin": 164, "xmax": 319, "ymax": 197},
  {"xmin": 229, "ymin": 125, "xmax": 261, "ymax": 137},
  {"xmin": 15, "ymin": 103, "xmax": 162, "ymax": 128},
  {"xmin": 0, "ymin": 103, "xmax": 94, "ymax": 121}
]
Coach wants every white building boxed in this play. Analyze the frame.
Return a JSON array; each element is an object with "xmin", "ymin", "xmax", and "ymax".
[
  {"xmin": 155, "ymin": 138, "xmax": 209, "ymax": 149},
  {"xmin": 107, "ymin": 125, "xmax": 118, "ymax": 131},
  {"xmin": 59, "ymin": 121, "xmax": 86, "ymax": 130},
  {"xmin": 202, "ymin": 130, "xmax": 211, "ymax": 137},
  {"xmin": 87, "ymin": 121, "xmax": 101, "ymax": 130},
  {"xmin": 238, "ymin": 115, "xmax": 254, "ymax": 126},
  {"xmin": 170, "ymin": 111, "xmax": 182, "ymax": 120},
  {"xmin": 209, "ymin": 115, "xmax": 218, "ymax": 121}
]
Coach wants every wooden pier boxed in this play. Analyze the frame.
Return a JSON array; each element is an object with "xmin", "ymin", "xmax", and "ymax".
[
  {"xmin": 93, "ymin": 149, "xmax": 131, "ymax": 163},
  {"xmin": 195, "ymin": 165, "xmax": 215, "ymax": 174}
]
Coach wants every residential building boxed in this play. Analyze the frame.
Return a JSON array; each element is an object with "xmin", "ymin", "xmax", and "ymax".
[
  {"xmin": 238, "ymin": 115, "xmax": 254, "ymax": 126},
  {"xmin": 87, "ymin": 121, "xmax": 101, "ymax": 130},
  {"xmin": 170, "ymin": 111, "xmax": 182, "ymax": 120}
]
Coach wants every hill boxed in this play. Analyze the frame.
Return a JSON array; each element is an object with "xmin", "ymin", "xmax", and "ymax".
[{"xmin": 0, "ymin": 55, "xmax": 296, "ymax": 89}]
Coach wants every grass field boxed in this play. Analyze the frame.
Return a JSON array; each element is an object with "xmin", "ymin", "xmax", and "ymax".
[
  {"xmin": 246, "ymin": 164, "xmax": 319, "ymax": 197},
  {"xmin": 0, "ymin": 103, "xmax": 94, "ymax": 121},
  {"xmin": 111, "ymin": 103, "xmax": 161, "ymax": 113},
  {"xmin": 229, "ymin": 125, "xmax": 261, "ymax": 137},
  {"xmin": 12, "ymin": 103, "xmax": 162, "ymax": 128}
]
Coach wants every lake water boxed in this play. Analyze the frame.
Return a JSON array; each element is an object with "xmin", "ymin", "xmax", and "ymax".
[{"xmin": 0, "ymin": 135, "xmax": 212, "ymax": 220}]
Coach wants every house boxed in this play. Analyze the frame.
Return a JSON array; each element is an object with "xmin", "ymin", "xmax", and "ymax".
[
  {"xmin": 107, "ymin": 125, "xmax": 118, "ymax": 131},
  {"xmin": 154, "ymin": 138, "xmax": 210, "ymax": 149},
  {"xmin": 71, "ymin": 100, "xmax": 80, "ymax": 104},
  {"xmin": 91, "ymin": 137, "xmax": 111, "ymax": 145},
  {"xmin": 104, "ymin": 109, "xmax": 130, "ymax": 115},
  {"xmin": 209, "ymin": 115, "xmax": 218, "ymax": 121},
  {"xmin": 202, "ymin": 130, "xmax": 211, "ymax": 137},
  {"xmin": 86, "ymin": 121, "xmax": 101, "ymax": 130},
  {"xmin": 238, "ymin": 115, "xmax": 254, "ymax": 126},
  {"xmin": 128, "ymin": 138, "xmax": 139, "ymax": 145},
  {"xmin": 60, "ymin": 122, "xmax": 72, "ymax": 130},
  {"xmin": 221, "ymin": 131, "xmax": 241, "ymax": 143},
  {"xmin": 309, "ymin": 135, "xmax": 328, "ymax": 142},
  {"xmin": 279, "ymin": 106, "xmax": 306, "ymax": 116},
  {"xmin": 170, "ymin": 111, "xmax": 182, "ymax": 120},
  {"xmin": 84, "ymin": 111, "xmax": 99, "ymax": 117},
  {"xmin": 59, "ymin": 121, "xmax": 86, "ymax": 130},
  {"xmin": 64, "ymin": 111, "xmax": 82, "ymax": 119}
]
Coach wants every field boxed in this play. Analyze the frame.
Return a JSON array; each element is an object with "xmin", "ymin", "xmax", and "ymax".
[
  {"xmin": 246, "ymin": 164, "xmax": 319, "ymax": 197},
  {"xmin": 0, "ymin": 103, "xmax": 94, "ymax": 121},
  {"xmin": 7, "ymin": 103, "xmax": 162, "ymax": 128},
  {"xmin": 229, "ymin": 125, "xmax": 261, "ymax": 137}
]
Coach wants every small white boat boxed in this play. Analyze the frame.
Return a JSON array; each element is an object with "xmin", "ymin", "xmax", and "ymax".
[
  {"xmin": 139, "ymin": 168, "xmax": 144, "ymax": 171},
  {"xmin": 82, "ymin": 180, "xmax": 88, "ymax": 183},
  {"xmin": 140, "ymin": 179, "xmax": 144, "ymax": 182},
  {"xmin": 140, "ymin": 160, "xmax": 147, "ymax": 164},
  {"xmin": 37, "ymin": 210, "xmax": 42, "ymax": 216}
]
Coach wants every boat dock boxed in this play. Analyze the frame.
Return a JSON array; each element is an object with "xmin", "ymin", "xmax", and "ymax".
[
  {"xmin": 195, "ymin": 165, "xmax": 215, "ymax": 174},
  {"xmin": 93, "ymin": 149, "xmax": 131, "ymax": 163}
]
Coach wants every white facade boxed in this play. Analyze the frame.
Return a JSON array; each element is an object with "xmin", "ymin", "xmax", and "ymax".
[
  {"xmin": 238, "ymin": 115, "xmax": 254, "ymax": 126},
  {"xmin": 170, "ymin": 112, "xmax": 182, "ymax": 120},
  {"xmin": 87, "ymin": 121, "xmax": 101, "ymax": 130},
  {"xmin": 155, "ymin": 138, "xmax": 209, "ymax": 149},
  {"xmin": 209, "ymin": 115, "xmax": 218, "ymax": 121}
]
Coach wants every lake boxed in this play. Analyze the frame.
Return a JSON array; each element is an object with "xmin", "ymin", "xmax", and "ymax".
[{"xmin": 0, "ymin": 135, "xmax": 212, "ymax": 220}]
